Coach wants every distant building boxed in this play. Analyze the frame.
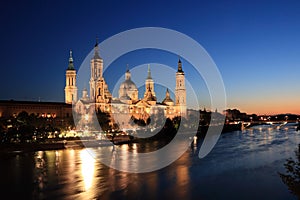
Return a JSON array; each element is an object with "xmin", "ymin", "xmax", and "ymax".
[
  {"xmin": 0, "ymin": 39, "xmax": 188, "ymax": 133},
  {"xmin": 70, "ymin": 40, "xmax": 187, "ymax": 131},
  {"xmin": 0, "ymin": 50, "xmax": 74, "ymax": 123},
  {"xmin": 0, "ymin": 100, "xmax": 72, "ymax": 119}
]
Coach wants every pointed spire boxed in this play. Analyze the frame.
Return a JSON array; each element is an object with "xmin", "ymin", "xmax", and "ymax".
[
  {"xmin": 177, "ymin": 57, "xmax": 183, "ymax": 72},
  {"xmin": 162, "ymin": 88, "xmax": 173, "ymax": 104},
  {"xmin": 93, "ymin": 37, "xmax": 101, "ymax": 59},
  {"xmin": 95, "ymin": 36, "xmax": 99, "ymax": 47},
  {"xmin": 166, "ymin": 88, "xmax": 170, "ymax": 97},
  {"xmin": 67, "ymin": 49, "xmax": 75, "ymax": 70},
  {"xmin": 69, "ymin": 50, "xmax": 73, "ymax": 62},
  {"xmin": 147, "ymin": 64, "xmax": 152, "ymax": 79},
  {"xmin": 126, "ymin": 64, "xmax": 129, "ymax": 72}
]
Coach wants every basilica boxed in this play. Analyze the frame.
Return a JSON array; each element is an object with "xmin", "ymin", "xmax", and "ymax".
[{"xmin": 64, "ymin": 41, "xmax": 187, "ymax": 131}]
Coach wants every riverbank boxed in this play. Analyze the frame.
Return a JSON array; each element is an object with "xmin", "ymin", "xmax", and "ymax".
[
  {"xmin": 0, "ymin": 142, "xmax": 66, "ymax": 156},
  {"xmin": 0, "ymin": 139, "xmax": 115, "ymax": 154},
  {"xmin": 0, "ymin": 123, "xmax": 242, "ymax": 154}
]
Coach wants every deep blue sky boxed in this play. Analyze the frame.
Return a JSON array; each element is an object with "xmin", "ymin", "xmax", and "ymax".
[{"xmin": 1, "ymin": 0, "xmax": 300, "ymax": 114}]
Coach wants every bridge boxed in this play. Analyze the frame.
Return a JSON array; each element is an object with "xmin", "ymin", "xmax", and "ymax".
[{"xmin": 239, "ymin": 120, "xmax": 299, "ymax": 129}]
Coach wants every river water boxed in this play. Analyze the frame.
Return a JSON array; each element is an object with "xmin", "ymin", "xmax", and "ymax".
[{"xmin": 1, "ymin": 123, "xmax": 300, "ymax": 200}]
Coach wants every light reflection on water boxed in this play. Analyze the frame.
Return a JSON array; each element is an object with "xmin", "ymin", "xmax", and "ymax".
[
  {"xmin": 1, "ymin": 124, "xmax": 300, "ymax": 199},
  {"xmin": 80, "ymin": 149, "xmax": 95, "ymax": 191}
]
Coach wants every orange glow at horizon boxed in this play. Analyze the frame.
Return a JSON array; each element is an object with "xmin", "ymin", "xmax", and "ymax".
[{"xmin": 228, "ymin": 98, "xmax": 300, "ymax": 115}]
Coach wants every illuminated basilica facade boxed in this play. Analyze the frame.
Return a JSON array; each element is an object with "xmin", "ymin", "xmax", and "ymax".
[{"xmin": 65, "ymin": 41, "xmax": 186, "ymax": 131}]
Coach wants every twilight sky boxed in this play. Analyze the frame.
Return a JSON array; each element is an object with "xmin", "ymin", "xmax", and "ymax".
[{"xmin": 1, "ymin": 0, "xmax": 300, "ymax": 115}]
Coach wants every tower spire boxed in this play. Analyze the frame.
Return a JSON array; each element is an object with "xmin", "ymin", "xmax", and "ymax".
[
  {"xmin": 177, "ymin": 57, "xmax": 183, "ymax": 72},
  {"xmin": 93, "ymin": 37, "xmax": 101, "ymax": 59},
  {"xmin": 95, "ymin": 36, "xmax": 99, "ymax": 47},
  {"xmin": 67, "ymin": 49, "xmax": 74, "ymax": 70},
  {"xmin": 144, "ymin": 64, "xmax": 155, "ymax": 98},
  {"xmin": 147, "ymin": 64, "xmax": 152, "ymax": 79},
  {"xmin": 69, "ymin": 50, "xmax": 73, "ymax": 61}
]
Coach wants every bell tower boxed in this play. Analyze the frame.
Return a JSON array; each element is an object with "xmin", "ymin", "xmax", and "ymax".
[
  {"xmin": 89, "ymin": 38, "xmax": 112, "ymax": 103},
  {"xmin": 89, "ymin": 38, "xmax": 103, "ymax": 101},
  {"xmin": 175, "ymin": 58, "xmax": 186, "ymax": 117},
  {"xmin": 64, "ymin": 50, "xmax": 78, "ymax": 104}
]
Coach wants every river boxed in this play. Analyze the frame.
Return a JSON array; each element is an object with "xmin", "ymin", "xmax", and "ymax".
[{"xmin": 1, "ymin": 123, "xmax": 299, "ymax": 199}]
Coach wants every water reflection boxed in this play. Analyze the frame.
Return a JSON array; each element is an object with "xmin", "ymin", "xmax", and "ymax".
[
  {"xmin": 80, "ymin": 149, "xmax": 95, "ymax": 191},
  {"xmin": 174, "ymin": 152, "xmax": 191, "ymax": 199},
  {"xmin": 33, "ymin": 151, "xmax": 47, "ymax": 195},
  {"xmin": 5, "ymin": 124, "xmax": 300, "ymax": 199}
]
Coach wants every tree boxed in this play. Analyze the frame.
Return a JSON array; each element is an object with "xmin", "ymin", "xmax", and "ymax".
[
  {"xmin": 17, "ymin": 111, "xmax": 29, "ymax": 124},
  {"xmin": 96, "ymin": 109, "xmax": 113, "ymax": 132},
  {"xmin": 18, "ymin": 124, "xmax": 35, "ymax": 142},
  {"xmin": 130, "ymin": 115, "xmax": 148, "ymax": 127},
  {"xmin": 279, "ymin": 144, "xmax": 300, "ymax": 197}
]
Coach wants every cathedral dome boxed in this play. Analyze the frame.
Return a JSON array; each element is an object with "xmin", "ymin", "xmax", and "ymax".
[
  {"xmin": 118, "ymin": 68, "xmax": 139, "ymax": 101},
  {"xmin": 119, "ymin": 69, "xmax": 138, "ymax": 91},
  {"xmin": 119, "ymin": 79, "xmax": 137, "ymax": 91}
]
